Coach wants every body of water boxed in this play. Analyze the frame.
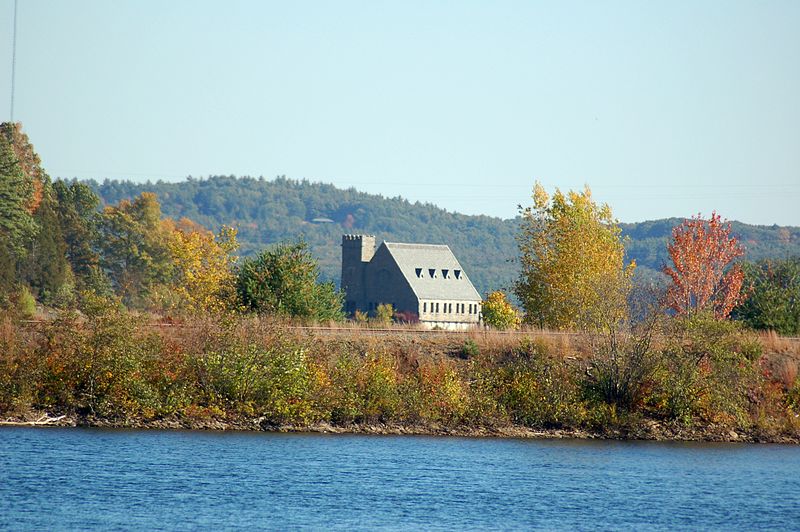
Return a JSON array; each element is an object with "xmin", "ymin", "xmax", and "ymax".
[{"xmin": 1, "ymin": 427, "xmax": 799, "ymax": 530}]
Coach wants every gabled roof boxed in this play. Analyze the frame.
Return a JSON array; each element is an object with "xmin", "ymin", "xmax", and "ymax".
[{"xmin": 382, "ymin": 242, "xmax": 482, "ymax": 301}]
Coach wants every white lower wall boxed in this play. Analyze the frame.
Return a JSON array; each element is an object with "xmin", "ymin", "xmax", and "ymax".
[{"xmin": 418, "ymin": 320, "xmax": 479, "ymax": 331}]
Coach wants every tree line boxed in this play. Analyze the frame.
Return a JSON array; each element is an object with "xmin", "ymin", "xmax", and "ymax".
[
  {"xmin": 1, "ymin": 121, "xmax": 798, "ymax": 335},
  {"xmin": 0, "ymin": 123, "xmax": 341, "ymax": 321},
  {"xmin": 87, "ymin": 174, "xmax": 800, "ymax": 299},
  {"xmin": 2, "ymin": 122, "xmax": 800, "ymax": 439}
]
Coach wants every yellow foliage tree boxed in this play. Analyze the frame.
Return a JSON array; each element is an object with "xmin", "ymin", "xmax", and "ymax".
[
  {"xmin": 514, "ymin": 183, "xmax": 635, "ymax": 331},
  {"xmin": 481, "ymin": 291, "xmax": 520, "ymax": 330},
  {"xmin": 165, "ymin": 220, "xmax": 239, "ymax": 314}
]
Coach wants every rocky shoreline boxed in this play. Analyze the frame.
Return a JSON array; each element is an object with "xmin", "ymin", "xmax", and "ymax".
[{"xmin": 4, "ymin": 413, "xmax": 797, "ymax": 444}]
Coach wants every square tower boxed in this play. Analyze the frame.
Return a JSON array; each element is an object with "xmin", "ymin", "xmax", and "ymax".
[{"xmin": 341, "ymin": 235, "xmax": 375, "ymax": 313}]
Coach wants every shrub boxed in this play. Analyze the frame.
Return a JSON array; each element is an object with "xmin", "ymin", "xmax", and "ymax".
[
  {"xmin": 37, "ymin": 294, "xmax": 163, "ymax": 418},
  {"xmin": 0, "ymin": 312, "xmax": 37, "ymax": 413},
  {"xmin": 583, "ymin": 317, "xmax": 660, "ymax": 411},
  {"xmin": 461, "ymin": 339, "xmax": 480, "ymax": 358},
  {"xmin": 492, "ymin": 340, "xmax": 584, "ymax": 428},
  {"xmin": 17, "ymin": 286, "xmax": 36, "ymax": 318},
  {"xmin": 402, "ymin": 359, "xmax": 469, "ymax": 424},
  {"xmin": 328, "ymin": 351, "xmax": 400, "ymax": 424},
  {"xmin": 652, "ymin": 313, "xmax": 762, "ymax": 427},
  {"xmin": 374, "ymin": 303, "xmax": 394, "ymax": 326}
]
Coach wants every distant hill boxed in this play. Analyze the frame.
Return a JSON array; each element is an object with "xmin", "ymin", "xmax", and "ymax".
[{"xmin": 87, "ymin": 176, "xmax": 800, "ymax": 297}]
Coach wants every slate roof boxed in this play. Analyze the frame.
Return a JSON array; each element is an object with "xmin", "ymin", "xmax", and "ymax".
[{"xmin": 383, "ymin": 242, "xmax": 482, "ymax": 301}]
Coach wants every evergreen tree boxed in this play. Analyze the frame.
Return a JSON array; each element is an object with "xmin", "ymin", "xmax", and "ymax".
[
  {"xmin": 21, "ymin": 190, "xmax": 71, "ymax": 302},
  {"xmin": 0, "ymin": 124, "xmax": 36, "ymax": 257},
  {"xmin": 732, "ymin": 258, "xmax": 800, "ymax": 335},
  {"xmin": 0, "ymin": 123, "xmax": 38, "ymax": 301},
  {"xmin": 52, "ymin": 180, "xmax": 105, "ymax": 291}
]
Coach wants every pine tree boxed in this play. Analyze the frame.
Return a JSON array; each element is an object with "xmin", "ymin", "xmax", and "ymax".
[{"xmin": 0, "ymin": 124, "xmax": 37, "ymax": 256}]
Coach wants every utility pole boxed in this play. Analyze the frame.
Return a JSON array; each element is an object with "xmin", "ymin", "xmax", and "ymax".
[{"xmin": 10, "ymin": 0, "xmax": 18, "ymax": 122}]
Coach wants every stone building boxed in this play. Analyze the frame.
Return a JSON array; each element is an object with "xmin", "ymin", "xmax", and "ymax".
[{"xmin": 341, "ymin": 235, "xmax": 482, "ymax": 329}]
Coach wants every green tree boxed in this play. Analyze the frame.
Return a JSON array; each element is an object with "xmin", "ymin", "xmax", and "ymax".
[
  {"xmin": 515, "ymin": 183, "xmax": 635, "ymax": 330},
  {"xmin": 374, "ymin": 303, "xmax": 394, "ymax": 326},
  {"xmin": 481, "ymin": 291, "xmax": 520, "ymax": 330},
  {"xmin": 0, "ymin": 123, "xmax": 40, "ymax": 302},
  {"xmin": 99, "ymin": 192, "xmax": 175, "ymax": 306},
  {"xmin": 0, "ymin": 127, "xmax": 36, "ymax": 258},
  {"xmin": 21, "ymin": 189, "xmax": 71, "ymax": 302},
  {"xmin": 732, "ymin": 258, "xmax": 800, "ymax": 335},
  {"xmin": 236, "ymin": 239, "xmax": 344, "ymax": 322},
  {"xmin": 52, "ymin": 180, "xmax": 105, "ymax": 292}
]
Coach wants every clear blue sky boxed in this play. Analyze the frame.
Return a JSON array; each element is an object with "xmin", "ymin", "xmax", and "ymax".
[{"xmin": 2, "ymin": 1, "xmax": 798, "ymax": 225}]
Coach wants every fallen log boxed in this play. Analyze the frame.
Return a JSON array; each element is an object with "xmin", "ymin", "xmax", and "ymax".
[{"xmin": 0, "ymin": 414, "xmax": 66, "ymax": 426}]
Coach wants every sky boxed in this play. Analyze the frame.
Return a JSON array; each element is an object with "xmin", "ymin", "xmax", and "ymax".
[{"xmin": 1, "ymin": 0, "xmax": 798, "ymax": 225}]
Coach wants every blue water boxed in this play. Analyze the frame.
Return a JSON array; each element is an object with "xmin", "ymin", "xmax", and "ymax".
[{"xmin": 1, "ymin": 428, "xmax": 799, "ymax": 530}]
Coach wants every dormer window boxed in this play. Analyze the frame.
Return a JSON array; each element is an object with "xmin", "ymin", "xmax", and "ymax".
[
  {"xmin": 429, "ymin": 268, "xmax": 436, "ymax": 278},
  {"xmin": 454, "ymin": 270, "xmax": 461, "ymax": 279},
  {"xmin": 442, "ymin": 269, "xmax": 449, "ymax": 279},
  {"xmin": 415, "ymin": 268, "xmax": 423, "ymax": 278}
]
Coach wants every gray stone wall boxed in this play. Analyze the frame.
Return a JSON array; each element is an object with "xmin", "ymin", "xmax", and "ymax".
[
  {"xmin": 341, "ymin": 235, "xmax": 482, "ymax": 326},
  {"xmin": 341, "ymin": 235, "xmax": 375, "ymax": 314},
  {"xmin": 358, "ymin": 244, "xmax": 418, "ymax": 315}
]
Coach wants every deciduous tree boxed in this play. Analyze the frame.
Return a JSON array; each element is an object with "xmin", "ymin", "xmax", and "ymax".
[
  {"xmin": 236, "ymin": 239, "xmax": 344, "ymax": 322},
  {"xmin": 99, "ymin": 192, "xmax": 175, "ymax": 306},
  {"xmin": 166, "ymin": 220, "xmax": 239, "ymax": 314},
  {"xmin": 664, "ymin": 213, "xmax": 745, "ymax": 319},
  {"xmin": 481, "ymin": 291, "xmax": 520, "ymax": 330},
  {"xmin": 515, "ymin": 183, "xmax": 634, "ymax": 330}
]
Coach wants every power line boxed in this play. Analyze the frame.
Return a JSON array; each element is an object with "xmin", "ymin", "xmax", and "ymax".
[{"xmin": 10, "ymin": 0, "xmax": 18, "ymax": 122}]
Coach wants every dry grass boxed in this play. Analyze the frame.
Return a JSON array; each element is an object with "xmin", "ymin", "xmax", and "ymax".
[{"xmin": 758, "ymin": 330, "xmax": 800, "ymax": 356}]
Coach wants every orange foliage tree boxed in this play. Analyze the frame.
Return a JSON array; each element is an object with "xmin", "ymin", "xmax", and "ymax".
[{"xmin": 664, "ymin": 212, "xmax": 746, "ymax": 319}]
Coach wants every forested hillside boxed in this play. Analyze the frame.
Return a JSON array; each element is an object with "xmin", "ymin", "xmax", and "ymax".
[{"xmin": 88, "ymin": 176, "xmax": 800, "ymax": 296}]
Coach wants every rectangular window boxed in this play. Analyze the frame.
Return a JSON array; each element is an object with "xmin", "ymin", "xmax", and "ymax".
[
  {"xmin": 429, "ymin": 268, "xmax": 436, "ymax": 278},
  {"xmin": 435, "ymin": 302, "xmax": 439, "ymax": 313},
  {"xmin": 415, "ymin": 268, "xmax": 423, "ymax": 278},
  {"xmin": 454, "ymin": 270, "xmax": 461, "ymax": 279},
  {"xmin": 423, "ymin": 302, "xmax": 427, "ymax": 313},
  {"xmin": 442, "ymin": 269, "xmax": 449, "ymax": 279}
]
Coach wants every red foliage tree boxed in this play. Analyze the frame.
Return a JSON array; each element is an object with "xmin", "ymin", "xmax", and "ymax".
[{"xmin": 664, "ymin": 212, "xmax": 746, "ymax": 319}]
